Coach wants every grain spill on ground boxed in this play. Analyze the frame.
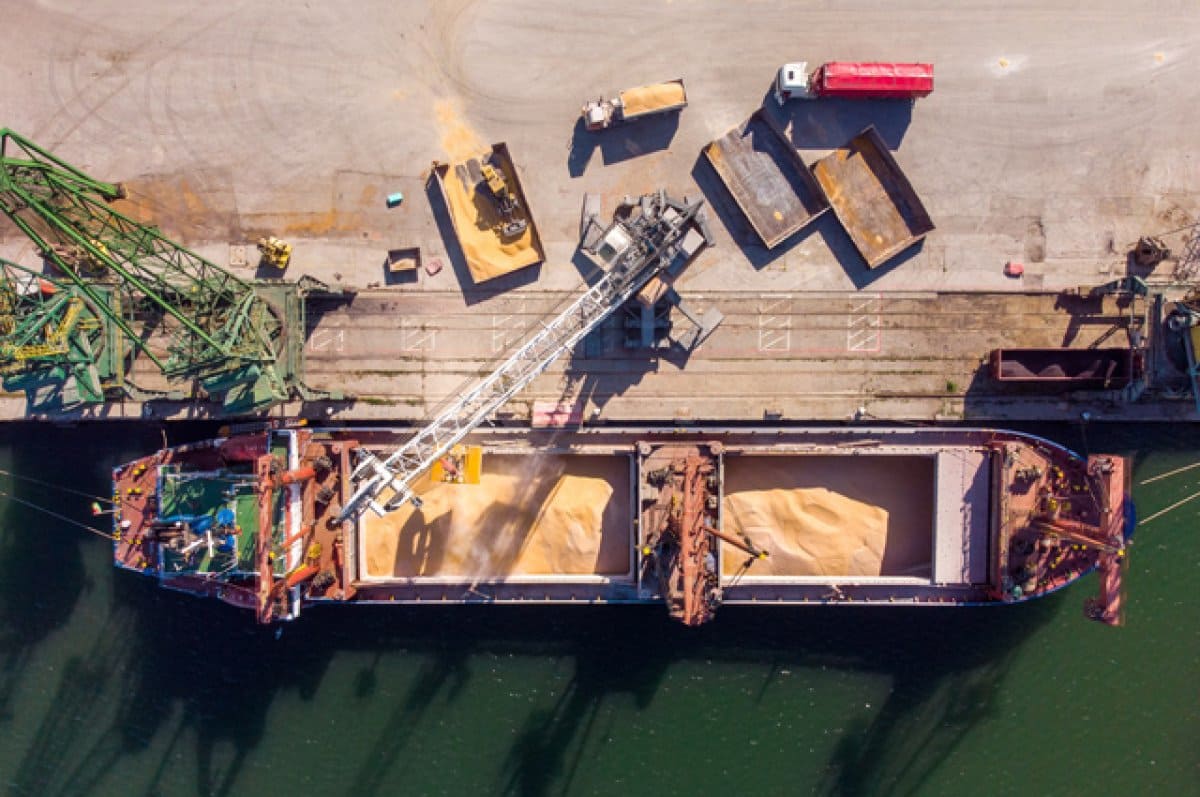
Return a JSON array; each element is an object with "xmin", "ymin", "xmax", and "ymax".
[
  {"xmin": 118, "ymin": 171, "xmax": 384, "ymax": 242},
  {"xmin": 280, "ymin": 208, "xmax": 368, "ymax": 237},
  {"xmin": 434, "ymin": 98, "xmax": 487, "ymax": 161},
  {"xmin": 115, "ymin": 175, "xmax": 231, "ymax": 244}
]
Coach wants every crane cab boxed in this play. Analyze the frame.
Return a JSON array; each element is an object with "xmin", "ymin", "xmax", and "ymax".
[{"xmin": 430, "ymin": 444, "xmax": 483, "ymax": 485}]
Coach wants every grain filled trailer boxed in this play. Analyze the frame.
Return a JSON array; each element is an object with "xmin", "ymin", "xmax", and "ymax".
[
  {"xmin": 430, "ymin": 143, "xmax": 546, "ymax": 283},
  {"xmin": 582, "ymin": 79, "xmax": 688, "ymax": 131}
]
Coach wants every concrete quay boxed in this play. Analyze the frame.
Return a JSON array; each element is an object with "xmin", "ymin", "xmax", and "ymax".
[{"xmin": 1, "ymin": 1, "xmax": 1196, "ymax": 423}]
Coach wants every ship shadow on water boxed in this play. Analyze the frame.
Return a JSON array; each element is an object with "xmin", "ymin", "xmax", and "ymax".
[
  {"xmin": 3, "ymin": 564, "xmax": 292, "ymax": 797},
  {"xmin": 802, "ymin": 602, "xmax": 1059, "ymax": 797},
  {"xmin": 503, "ymin": 600, "xmax": 1060, "ymax": 797},
  {"xmin": 0, "ymin": 421, "xmax": 158, "ymax": 730},
  {"xmin": 0, "ymin": 567, "xmax": 1063, "ymax": 797},
  {"xmin": 315, "ymin": 595, "xmax": 1062, "ymax": 797},
  {"xmin": 329, "ymin": 606, "xmax": 673, "ymax": 797},
  {"xmin": 0, "ymin": 477, "xmax": 86, "ymax": 727}
]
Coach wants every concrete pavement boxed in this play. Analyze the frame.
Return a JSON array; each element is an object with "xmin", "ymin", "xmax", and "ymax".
[{"xmin": 0, "ymin": 0, "xmax": 1196, "ymax": 421}]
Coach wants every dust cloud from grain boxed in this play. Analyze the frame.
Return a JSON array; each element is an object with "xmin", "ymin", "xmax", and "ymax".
[
  {"xmin": 434, "ymin": 98, "xmax": 486, "ymax": 161},
  {"xmin": 362, "ymin": 454, "xmax": 629, "ymax": 579}
]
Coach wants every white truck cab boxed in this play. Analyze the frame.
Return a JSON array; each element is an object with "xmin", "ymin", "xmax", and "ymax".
[
  {"xmin": 583, "ymin": 100, "xmax": 614, "ymax": 131},
  {"xmin": 774, "ymin": 62, "xmax": 813, "ymax": 104}
]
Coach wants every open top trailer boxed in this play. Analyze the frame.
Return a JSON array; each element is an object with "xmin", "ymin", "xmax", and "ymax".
[
  {"xmin": 430, "ymin": 142, "xmax": 546, "ymax": 283},
  {"xmin": 810, "ymin": 126, "xmax": 935, "ymax": 268},
  {"xmin": 703, "ymin": 109, "xmax": 829, "ymax": 249}
]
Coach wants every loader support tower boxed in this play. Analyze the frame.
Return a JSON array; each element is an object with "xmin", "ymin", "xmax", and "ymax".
[{"xmin": 0, "ymin": 257, "xmax": 125, "ymax": 408}]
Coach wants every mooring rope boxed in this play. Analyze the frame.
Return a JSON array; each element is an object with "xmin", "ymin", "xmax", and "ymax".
[
  {"xmin": 1138, "ymin": 490, "xmax": 1200, "ymax": 526},
  {"xmin": 0, "ymin": 467, "xmax": 116, "ymax": 504},
  {"xmin": 1139, "ymin": 460, "xmax": 1200, "ymax": 486},
  {"xmin": 0, "ymin": 489, "xmax": 116, "ymax": 540}
]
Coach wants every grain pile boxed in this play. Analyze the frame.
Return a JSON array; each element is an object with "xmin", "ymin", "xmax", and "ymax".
[
  {"xmin": 440, "ymin": 155, "xmax": 543, "ymax": 282},
  {"xmin": 721, "ymin": 455, "xmax": 934, "ymax": 578},
  {"xmin": 363, "ymin": 455, "xmax": 630, "ymax": 579},
  {"xmin": 723, "ymin": 485, "xmax": 888, "ymax": 576},
  {"xmin": 620, "ymin": 82, "xmax": 686, "ymax": 117}
]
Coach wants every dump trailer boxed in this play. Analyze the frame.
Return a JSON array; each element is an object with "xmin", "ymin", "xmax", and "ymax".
[
  {"xmin": 775, "ymin": 61, "xmax": 934, "ymax": 103},
  {"xmin": 703, "ymin": 109, "xmax": 829, "ymax": 249},
  {"xmin": 582, "ymin": 79, "xmax": 688, "ymax": 131},
  {"xmin": 430, "ymin": 142, "xmax": 545, "ymax": 283},
  {"xmin": 990, "ymin": 347, "xmax": 1143, "ymax": 388},
  {"xmin": 810, "ymin": 126, "xmax": 934, "ymax": 268}
]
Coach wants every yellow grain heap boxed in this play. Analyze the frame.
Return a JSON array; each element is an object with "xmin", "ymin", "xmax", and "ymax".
[
  {"xmin": 720, "ymin": 457, "xmax": 933, "ymax": 577},
  {"xmin": 363, "ymin": 455, "xmax": 629, "ymax": 579},
  {"xmin": 439, "ymin": 152, "xmax": 543, "ymax": 283},
  {"xmin": 723, "ymin": 485, "xmax": 889, "ymax": 576},
  {"xmin": 619, "ymin": 82, "xmax": 686, "ymax": 117}
]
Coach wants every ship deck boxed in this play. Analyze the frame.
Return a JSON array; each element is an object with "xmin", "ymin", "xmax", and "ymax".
[
  {"xmin": 345, "ymin": 427, "xmax": 1002, "ymax": 607},
  {"xmin": 111, "ymin": 425, "xmax": 1126, "ymax": 618},
  {"xmin": 157, "ymin": 469, "xmax": 261, "ymax": 575}
]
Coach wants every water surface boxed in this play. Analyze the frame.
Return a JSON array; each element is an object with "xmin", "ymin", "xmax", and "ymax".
[{"xmin": 0, "ymin": 422, "xmax": 1195, "ymax": 796}]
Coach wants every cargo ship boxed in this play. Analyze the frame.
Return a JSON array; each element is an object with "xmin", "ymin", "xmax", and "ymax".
[{"xmin": 111, "ymin": 426, "xmax": 1131, "ymax": 626}]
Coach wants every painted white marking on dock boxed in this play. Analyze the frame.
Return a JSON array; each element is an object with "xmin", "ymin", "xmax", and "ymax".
[
  {"xmin": 758, "ymin": 296, "xmax": 792, "ymax": 352},
  {"xmin": 308, "ymin": 328, "xmax": 345, "ymax": 353},
  {"xmin": 846, "ymin": 294, "xmax": 882, "ymax": 353},
  {"xmin": 400, "ymin": 319, "xmax": 436, "ymax": 351},
  {"xmin": 491, "ymin": 298, "xmax": 528, "ymax": 352}
]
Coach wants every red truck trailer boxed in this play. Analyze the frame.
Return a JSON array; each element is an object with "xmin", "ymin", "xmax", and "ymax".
[{"xmin": 775, "ymin": 62, "xmax": 933, "ymax": 103}]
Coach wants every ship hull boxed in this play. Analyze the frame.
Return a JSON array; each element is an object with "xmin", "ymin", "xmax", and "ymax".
[{"xmin": 112, "ymin": 426, "xmax": 1130, "ymax": 623}]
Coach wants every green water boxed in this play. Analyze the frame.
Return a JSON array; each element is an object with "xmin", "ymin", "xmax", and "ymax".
[{"xmin": 0, "ymin": 423, "xmax": 1196, "ymax": 797}]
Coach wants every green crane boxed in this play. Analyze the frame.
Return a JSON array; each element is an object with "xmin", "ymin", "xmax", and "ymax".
[
  {"xmin": 0, "ymin": 128, "xmax": 331, "ymax": 412},
  {"xmin": 0, "ymin": 257, "xmax": 128, "ymax": 409}
]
